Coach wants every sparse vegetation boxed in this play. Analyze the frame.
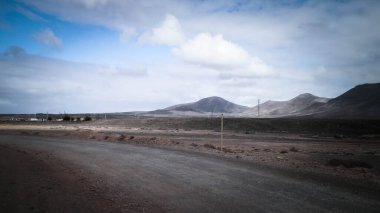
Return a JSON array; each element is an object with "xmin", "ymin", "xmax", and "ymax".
[
  {"xmin": 118, "ymin": 134, "xmax": 126, "ymax": 141},
  {"xmin": 364, "ymin": 151, "xmax": 376, "ymax": 155},
  {"xmin": 326, "ymin": 159, "xmax": 372, "ymax": 169},
  {"xmin": 84, "ymin": 116, "xmax": 92, "ymax": 121},
  {"xmin": 62, "ymin": 114, "xmax": 71, "ymax": 121},
  {"xmin": 222, "ymin": 147, "xmax": 233, "ymax": 153},
  {"xmin": 204, "ymin": 143, "xmax": 216, "ymax": 149}
]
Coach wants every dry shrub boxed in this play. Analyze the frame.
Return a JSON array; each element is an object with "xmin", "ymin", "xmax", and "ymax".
[
  {"xmin": 118, "ymin": 134, "xmax": 126, "ymax": 141},
  {"xmin": 364, "ymin": 151, "xmax": 376, "ymax": 155},
  {"xmin": 204, "ymin": 144, "xmax": 216, "ymax": 149},
  {"xmin": 222, "ymin": 147, "xmax": 234, "ymax": 153},
  {"xmin": 290, "ymin": 147, "xmax": 298, "ymax": 152},
  {"xmin": 326, "ymin": 159, "xmax": 372, "ymax": 169}
]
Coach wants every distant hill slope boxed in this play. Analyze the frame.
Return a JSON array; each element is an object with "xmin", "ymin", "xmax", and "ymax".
[
  {"xmin": 299, "ymin": 83, "xmax": 380, "ymax": 119},
  {"xmin": 142, "ymin": 83, "xmax": 379, "ymax": 119},
  {"xmin": 244, "ymin": 93, "xmax": 330, "ymax": 117},
  {"xmin": 164, "ymin": 96, "xmax": 249, "ymax": 113}
]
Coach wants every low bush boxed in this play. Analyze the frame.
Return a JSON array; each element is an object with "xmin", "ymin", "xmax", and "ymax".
[
  {"xmin": 222, "ymin": 147, "xmax": 234, "ymax": 153},
  {"xmin": 62, "ymin": 114, "xmax": 71, "ymax": 121},
  {"xmin": 118, "ymin": 134, "xmax": 126, "ymax": 141},
  {"xmin": 204, "ymin": 143, "xmax": 216, "ymax": 149},
  {"xmin": 326, "ymin": 159, "xmax": 372, "ymax": 169}
]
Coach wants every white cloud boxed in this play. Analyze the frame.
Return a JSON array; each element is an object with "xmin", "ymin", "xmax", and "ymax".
[
  {"xmin": 24, "ymin": 1, "xmax": 190, "ymax": 44},
  {"xmin": 139, "ymin": 14, "xmax": 185, "ymax": 46},
  {"xmin": 32, "ymin": 28, "xmax": 62, "ymax": 48},
  {"xmin": 97, "ymin": 65, "xmax": 148, "ymax": 77},
  {"xmin": 79, "ymin": 0, "xmax": 109, "ymax": 8},
  {"xmin": 174, "ymin": 33, "xmax": 248, "ymax": 68},
  {"xmin": 15, "ymin": 6, "xmax": 46, "ymax": 22},
  {"xmin": 5, "ymin": 0, "xmax": 380, "ymax": 112},
  {"xmin": 0, "ymin": 47, "xmax": 218, "ymax": 113},
  {"xmin": 119, "ymin": 26, "xmax": 136, "ymax": 43},
  {"xmin": 0, "ymin": 99, "xmax": 17, "ymax": 107},
  {"xmin": 138, "ymin": 15, "xmax": 272, "ymax": 77},
  {"xmin": 173, "ymin": 33, "xmax": 272, "ymax": 77}
]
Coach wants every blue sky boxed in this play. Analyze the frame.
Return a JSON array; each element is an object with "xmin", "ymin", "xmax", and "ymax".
[{"xmin": 0, "ymin": 0, "xmax": 379, "ymax": 113}]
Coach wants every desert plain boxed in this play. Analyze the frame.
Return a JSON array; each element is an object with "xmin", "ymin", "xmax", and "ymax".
[{"xmin": 0, "ymin": 117, "xmax": 379, "ymax": 212}]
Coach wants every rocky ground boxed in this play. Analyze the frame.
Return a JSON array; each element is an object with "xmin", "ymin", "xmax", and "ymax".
[{"xmin": 1, "ymin": 118, "xmax": 379, "ymax": 191}]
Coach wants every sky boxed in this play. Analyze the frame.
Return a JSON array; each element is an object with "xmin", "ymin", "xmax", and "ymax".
[{"xmin": 0, "ymin": 0, "xmax": 379, "ymax": 113}]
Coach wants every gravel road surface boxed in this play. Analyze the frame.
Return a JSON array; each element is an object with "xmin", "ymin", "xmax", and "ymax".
[{"xmin": 0, "ymin": 134, "xmax": 379, "ymax": 212}]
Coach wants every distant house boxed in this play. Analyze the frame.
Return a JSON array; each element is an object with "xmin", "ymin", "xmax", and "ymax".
[{"xmin": 30, "ymin": 118, "xmax": 47, "ymax": 122}]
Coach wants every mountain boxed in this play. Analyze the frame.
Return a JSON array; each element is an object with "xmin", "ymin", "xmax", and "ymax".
[
  {"xmin": 164, "ymin": 96, "xmax": 249, "ymax": 113},
  {"xmin": 244, "ymin": 93, "xmax": 330, "ymax": 117},
  {"xmin": 299, "ymin": 83, "xmax": 380, "ymax": 119},
  {"xmin": 141, "ymin": 83, "xmax": 379, "ymax": 119}
]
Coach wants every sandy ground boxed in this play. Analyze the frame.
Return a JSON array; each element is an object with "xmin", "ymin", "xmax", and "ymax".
[{"xmin": 0, "ymin": 121, "xmax": 379, "ymax": 190}]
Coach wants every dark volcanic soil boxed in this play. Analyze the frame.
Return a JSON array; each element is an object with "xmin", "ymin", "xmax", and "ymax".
[
  {"xmin": 1, "ymin": 135, "xmax": 379, "ymax": 212},
  {"xmin": 0, "ymin": 117, "xmax": 380, "ymax": 212},
  {"xmin": 1, "ymin": 117, "xmax": 380, "ymax": 189},
  {"xmin": 0, "ymin": 143, "xmax": 158, "ymax": 213}
]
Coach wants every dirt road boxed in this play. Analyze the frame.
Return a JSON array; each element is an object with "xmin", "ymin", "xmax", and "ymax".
[{"xmin": 0, "ymin": 134, "xmax": 379, "ymax": 212}]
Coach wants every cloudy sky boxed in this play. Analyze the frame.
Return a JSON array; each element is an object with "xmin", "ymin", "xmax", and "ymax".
[{"xmin": 0, "ymin": 0, "xmax": 379, "ymax": 113}]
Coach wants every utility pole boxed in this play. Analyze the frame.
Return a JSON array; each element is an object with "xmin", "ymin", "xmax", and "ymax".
[
  {"xmin": 104, "ymin": 113, "xmax": 107, "ymax": 120},
  {"xmin": 258, "ymin": 99, "xmax": 260, "ymax": 118},
  {"xmin": 221, "ymin": 113, "xmax": 224, "ymax": 151}
]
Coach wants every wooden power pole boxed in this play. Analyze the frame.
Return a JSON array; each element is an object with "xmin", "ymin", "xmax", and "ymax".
[
  {"xmin": 221, "ymin": 113, "xmax": 224, "ymax": 151},
  {"xmin": 258, "ymin": 99, "xmax": 260, "ymax": 118}
]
